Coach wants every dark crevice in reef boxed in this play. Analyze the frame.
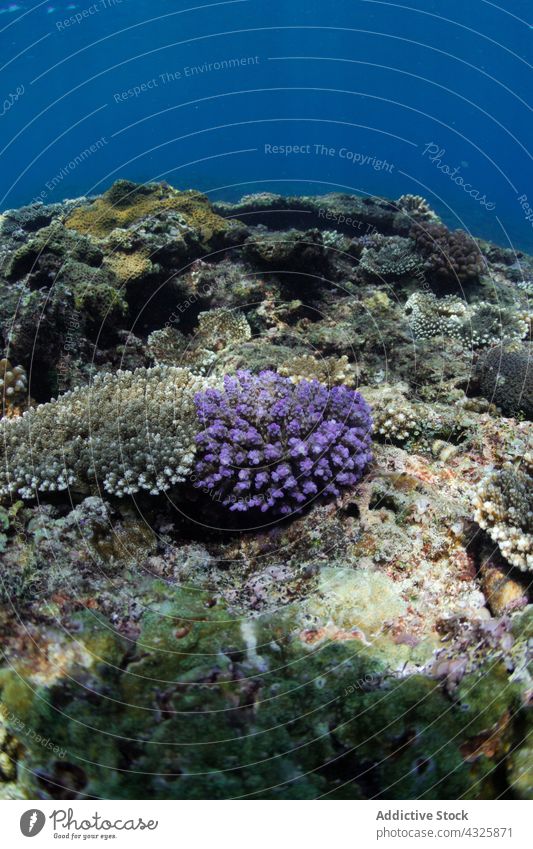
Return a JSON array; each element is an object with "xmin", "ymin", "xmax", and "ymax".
[
  {"xmin": 342, "ymin": 501, "xmax": 360, "ymax": 520},
  {"xmin": 125, "ymin": 275, "xmax": 197, "ymax": 337}
]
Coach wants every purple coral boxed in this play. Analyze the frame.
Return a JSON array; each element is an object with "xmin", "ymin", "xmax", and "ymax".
[{"xmin": 193, "ymin": 370, "xmax": 372, "ymax": 515}]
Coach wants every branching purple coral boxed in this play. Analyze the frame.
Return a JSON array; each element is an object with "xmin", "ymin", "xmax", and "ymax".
[{"xmin": 193, "ymin": 370, "xmax": 373, "ymax": 514}]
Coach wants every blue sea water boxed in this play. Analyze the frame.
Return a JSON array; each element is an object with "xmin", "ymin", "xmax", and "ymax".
[{"xmin": 0, "ymin": 0, "xmax": 532, "ymax": 251}]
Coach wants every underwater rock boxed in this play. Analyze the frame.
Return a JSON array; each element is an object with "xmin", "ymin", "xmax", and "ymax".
[{"xmin": 214, "ymin": 191, "xmax": 414, "ymax": 236}]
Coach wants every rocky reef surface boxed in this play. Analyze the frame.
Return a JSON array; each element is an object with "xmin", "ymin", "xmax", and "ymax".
[{"xmin": 0, "ymin": 182, "xmax": 531, "ymax": 800}]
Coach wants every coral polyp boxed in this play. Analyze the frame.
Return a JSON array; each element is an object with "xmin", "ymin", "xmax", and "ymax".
[{"xmin": 193, "ymin": 370, "xmax": 373, "ymax": 514}]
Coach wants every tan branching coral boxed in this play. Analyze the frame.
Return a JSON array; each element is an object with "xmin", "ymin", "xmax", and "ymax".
[
  {"xmin": 0, "ymin": 366, "xmax": 207, "ymax": 500},
  {"xmin": 396, "ymin": 194, "xmax": 439, "ymax": 221},
  {"xmin": 196, "ymin": 307, "xmax": 251, "ymax": 351},
  {"xmin": 279, "ymin": 354, "xmax": 357, "ymax": 386},
  {"xmin": 372, "ymin": 397, "xmax": 421, "ymax": 444},
  {"xmin": 362, "ymin": 384, "xmax": 423, "ymax": 445},
  {"xmin": 148, "ymin": 309, "xmax": 251, "ymax": 374},
  {"xmin": 473, "ymin": 468, "xmax": 533, "ymax": 572},
  {"xmin": 0, "ymin": 359, "xmax": 27, "ymax": 412}
]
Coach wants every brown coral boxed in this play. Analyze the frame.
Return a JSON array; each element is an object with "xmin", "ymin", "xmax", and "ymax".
[{"xmin": 411, "ymin": 222, "xmax": 484, "ymax": 284}]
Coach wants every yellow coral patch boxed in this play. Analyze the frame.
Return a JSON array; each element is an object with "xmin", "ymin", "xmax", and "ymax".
[
  {"xmin": 104, "ymin": 251, "xmax": 152, "ymax": 282},
  {"xmin": 65, "ymin": 183, "xmax": 229, "ymax": 241}
]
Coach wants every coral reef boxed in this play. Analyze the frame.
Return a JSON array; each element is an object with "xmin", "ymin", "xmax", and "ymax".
[
  {"xmin": 193, "ymin": 370, "xmax": 372, "ymax": 513},
  {"xmin": 0, "ymin": 182, "xmax": 531, "ymax": 801}
]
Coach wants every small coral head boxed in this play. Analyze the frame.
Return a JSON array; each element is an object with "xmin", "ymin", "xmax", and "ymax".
[{"xmin": 193, "ymin": 370, "xmax": 373, "ymax": 515}]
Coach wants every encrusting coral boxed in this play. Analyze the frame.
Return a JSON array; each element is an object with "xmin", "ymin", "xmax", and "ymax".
[
  {"xmin": 358, "ymin": 235, "xmax": 420, "ymax": 281},
  {"xmin": 193, "ymin": 370, "xmax": 373, "ymax": 514},
  {"xmin": 146, "ymin": 325, "xmax": 189, "ymax": 366},
  {"xmin": 65, "ymin": 181, "xmax": 231, "ymax": 244},
  {"xmin": 405, "ymin": 292, "xmax": 466, "ymax": 341},
  {"xmin": 0, "ymin": 366, "xmax": 206, "ymax": 500},
  {"xmin": 195, "ymin": 307, "xmax": 252, "ymax": 351}
]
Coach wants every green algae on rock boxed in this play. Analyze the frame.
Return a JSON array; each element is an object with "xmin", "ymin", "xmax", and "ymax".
[{"xmin": 0, "ymin": 582, "xmax": 528, "ymax": 800}]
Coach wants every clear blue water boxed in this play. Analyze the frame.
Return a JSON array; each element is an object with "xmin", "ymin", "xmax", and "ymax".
[{"xmin": 1, "ymin": 0, "xmax": 532, "ymax": 250}]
